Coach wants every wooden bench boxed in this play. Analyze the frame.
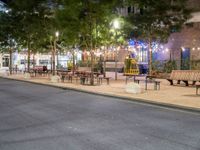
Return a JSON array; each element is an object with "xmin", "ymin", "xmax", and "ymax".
[
  {"xmin": 167, "ymin": 70, "xmax": 200, "ymax": 86},
  {"xmin": 60, "ymin": 73, "xmax": 73, "ymax": 83},
  {"xmin": 98, "ymin": 77, "xmax": 111, "ymax": 85},
  {"xmin": 134, "ymin": 76, "xmax": 161, "ymax": 90},
  {"xmin": 57, "ymin": 70, "xmax": 72, "ymax": 83}
]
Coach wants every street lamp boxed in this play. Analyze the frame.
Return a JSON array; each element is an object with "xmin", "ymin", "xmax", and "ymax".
[
  {"xmin": 113, "ymin": 19, "xmax": 120, "ymax": 30},
  {"xmin": 55, "ymin": 31, "xmax": 59, "ymax": 69},
  {"xmin": 52, "ymin": 31, "xmax": 59, "ymax": 75},
  {"xmin": 113, "ymin": 19, "xmax": 120, "ymax": 80},
  {"xmin": 55, "ymin": 31, "xmax": 59, "ymax": 38}
]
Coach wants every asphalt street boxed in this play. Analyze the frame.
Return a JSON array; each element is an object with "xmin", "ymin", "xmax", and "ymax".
[{"xmin": 0, "ymin": 78, "xmax": 200, "ymax": 150}]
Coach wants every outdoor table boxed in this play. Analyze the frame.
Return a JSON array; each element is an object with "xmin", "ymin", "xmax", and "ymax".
[{"xmin": 124, "ymin": 74, "xmax": 142, "ymax": 84}]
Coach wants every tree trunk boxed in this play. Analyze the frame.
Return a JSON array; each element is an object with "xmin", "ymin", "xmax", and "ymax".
[
  {"xmin": 148, "ymin": 37, "xmax": 152, "ymax": 75},
  {"xmin": 9, "ymin": 48, "xmax": 12, "ymax": 75},
  {"xmin": 90, "ymin": 51, "xmax": 94, "ymax": 85},
  {"xmin": 33, "ymin": 53, "xmax": 35, "ymax": 68},
  {"xmin": 72, "ymin": 49, "xmax": 75, "ymax": 75},
  {"xmin": 103, "ymin": 49, "xmax": 106, "ymax": 77},
  {"xmin": 115, "ymin": 50, "xmax": 118, "ymax": 80},
  {"xmin": 52, "ymin": 40, "xmax": 56, "ymax": 75},
  {"xmin": 27, "ymin": 42, "xmax": 31, "ymax": 72}
]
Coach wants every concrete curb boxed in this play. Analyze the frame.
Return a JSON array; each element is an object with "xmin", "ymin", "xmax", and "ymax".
[{"xmin": 1, "ymin": 76, "xmax": 200, "ymax": 113}]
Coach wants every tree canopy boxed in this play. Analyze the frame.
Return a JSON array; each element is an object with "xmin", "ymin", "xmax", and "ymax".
[{"xmin": 0, "ymin": 0, "xmax": 191, "ymax": 76}]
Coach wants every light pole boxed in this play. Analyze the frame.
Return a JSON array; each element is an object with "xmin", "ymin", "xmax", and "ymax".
[
  {"xmin": 113, "ymin": 19, "xmax": 120, "ymax": 80},
  {"xmin": 52, "ymin": 31, "xmax": 59, "ymax": 75},
  {"xmin": 55, "ymin": 31, "xmax": 59, "ymax": 69}
]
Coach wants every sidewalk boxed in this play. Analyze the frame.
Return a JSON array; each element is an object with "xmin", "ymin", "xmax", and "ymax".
[{"xmin": 1, "ymin": 72, "xmax": 200, "ymax": 111}]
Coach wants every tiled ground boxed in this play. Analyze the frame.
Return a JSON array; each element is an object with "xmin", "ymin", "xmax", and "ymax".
[{"xmin": 1, "ymin": 72, "xmax": 200, "ymax": 110}]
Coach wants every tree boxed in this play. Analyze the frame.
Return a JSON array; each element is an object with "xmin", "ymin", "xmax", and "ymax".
[
  {"xmin": 6, "ymin": 0, "xmax": 55, "ymax": 72},
  {"xmin": 56, "ymin": 0, "xmax": 119, "ymax": 85},
  {"xmin": 0, "ymin": 11, "xmax": 19, "ymax": 74},
  {"xmin": 124, "ymin": 0, "xmax": 191, "ymax": 75}
]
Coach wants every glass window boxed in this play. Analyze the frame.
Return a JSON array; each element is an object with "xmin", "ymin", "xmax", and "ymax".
[
  {"xmin": 39, "ymin": 60, "xmax": 50, "ymax": 65},
  {"xmin": 20, "ymin": 59, "xmax": 35, "ymax": 65},
  {"xmin": 2, "ymin": 56, "xmax": 9, "ymax": 67},
  {"xmin": 137, "ymin": 47, "xmax": 148, "ymax": 63}
]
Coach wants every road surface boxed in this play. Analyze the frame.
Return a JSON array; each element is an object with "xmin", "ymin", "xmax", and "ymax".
[{"xmin": 0, "ymin": 78, "xmax": 200, "ymax": 150}]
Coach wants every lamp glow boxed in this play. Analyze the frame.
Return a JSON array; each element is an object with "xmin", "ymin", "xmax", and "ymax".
[
  {"xmin": 55, "ymin": 31, "xmax": 59, "ymax": 37},
  {"xmin": 113, "ymin": 19, "xmax": 120, "ymax": 29}
]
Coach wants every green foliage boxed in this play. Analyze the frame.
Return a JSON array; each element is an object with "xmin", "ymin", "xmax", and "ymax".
[
  {"xmin": 152, "ymin": 60, "xmax": 164, "ymax": 72},
  {"xmin": 163, "ymin": 60, "xmax": 177, "ymax": 73},
  {"xmin": 56, "ymin": 0, "xmax": 122, "ymax": 50},
  {"xmin": 152, "ymin": 60, "xmax": 177, "ymax": 73},
  {"xmin": 0, "ymin": 11, "xmax": 18, "ymax": 52},
  {"xmin": 124, "ymin": 0, "xmax": 191, "ymax": 42},
  {"xmin": 5, "ymin": 0, "xmax": 57, "ymax": 53},
  {"xmin": 181, "ymin": 58, "xmax": 190, "ymax": 70}
]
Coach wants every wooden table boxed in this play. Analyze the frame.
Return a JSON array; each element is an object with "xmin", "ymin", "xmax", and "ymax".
[{"xmin": 124, "ymin": 74, "xmax": 139, "ymax": 84}]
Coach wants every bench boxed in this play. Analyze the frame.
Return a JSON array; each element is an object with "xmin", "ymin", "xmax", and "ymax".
[
  {"xmin": 24, "ymin": 66, "xmax": 49, "ymax": 77},
  {"xmin": 134, "ymin": 76, "xmax": 161, "ymax": 90},
  {"xmin": 60, "ymin": 73, "xmax": 72, "ymax": 83},
  {"xmin": 80, "ymin": 76, "xmax": 99, "ymax": 85},
  {"xmin": 98, "ymin": 77, "xmax": 111, "ymax": 85},
  {"xmin": 167, "ymin": 70, "xmax": 200, "ymax": 86},
  {"xmin": 57, "ymin": 70, "xmax": 72, "ymax": 83}
]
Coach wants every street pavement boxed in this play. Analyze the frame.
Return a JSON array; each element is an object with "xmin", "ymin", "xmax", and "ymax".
[{"xmin": 0, "ymin": 78, "xmax": 200, "ymax": 150}]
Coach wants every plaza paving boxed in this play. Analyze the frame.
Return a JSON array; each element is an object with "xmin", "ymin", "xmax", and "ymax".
[{"xmin": 0, "ymin": 72, "xmax": 200, "ymax": 110}]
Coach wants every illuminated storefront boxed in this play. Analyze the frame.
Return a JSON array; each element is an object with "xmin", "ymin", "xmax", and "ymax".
[{"xmin": 0, "ymin": 50, "xmax": 82, "ymax": 70}]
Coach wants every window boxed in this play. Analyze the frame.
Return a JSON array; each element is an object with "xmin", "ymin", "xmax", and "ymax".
[
  {"xmin": 2, "ymin": 56, "xmax": 9, "ymax": 67},
  {"xmin": 20, "ymin": 59, "xmax": 34, "ymax": 65},
  {"xmin": 138, "ymin": 48, "xmax": 148, "ymax": 63},
  {"xmin": 39, "ymin": 60, "xmax": 50, "ymax": 65}
]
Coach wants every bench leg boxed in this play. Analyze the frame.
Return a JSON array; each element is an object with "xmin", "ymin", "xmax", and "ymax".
[
  {"xmin": 67, "ymin": 76, "xmax": 72, "ymax": 83},
  {"xmin": 97, "ymin": 78, "xmax": 100, "ymax": 85},
  {"xmin": 183, "ymin": 80, "xmax": 189, "ymax": 86},
  {"xmin": 158, "ymin": 83, "xmax": 160, "ymax": 90},
  {"xmin": 134, "ymin": 80, "xmax": 139, "ymax": 84},
  {"xmin": 106, "ymin": 79, "xmax": 109, "ymax": 85},
  {"xmin": 145, "ymin": 80, "xmax": 147, "ymax": 90},
  {"xmin": 61, "ymin": 76, "xmax": 65, "ymax": 82},
  {"xmin": 196, "ymin": 87, "xmax": 200, "ymax": 95},
  {"xmin": 167, "ymin": 79, "xmax": 173, "ymax": 85},
  {"xmin": 154, "ymin": 83, "xmax": 157, "ymax": 90},
  {"xmin": 154, "ymin": 83, "xmax": 159, "ymax": 90}
]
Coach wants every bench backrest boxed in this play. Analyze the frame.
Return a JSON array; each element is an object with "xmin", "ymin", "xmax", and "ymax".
[
  {"xmin": 77, "ymin": 67, "xmax": 91, "ymax": 72},
  {"xmin": 170, "ymin": 70, "xmax": 200, "ymax": 81}
]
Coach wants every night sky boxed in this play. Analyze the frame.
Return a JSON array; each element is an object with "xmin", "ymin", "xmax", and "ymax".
[{"xmin": 0, "ymin": 0, "xmax": 9, "ymax": 3}]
